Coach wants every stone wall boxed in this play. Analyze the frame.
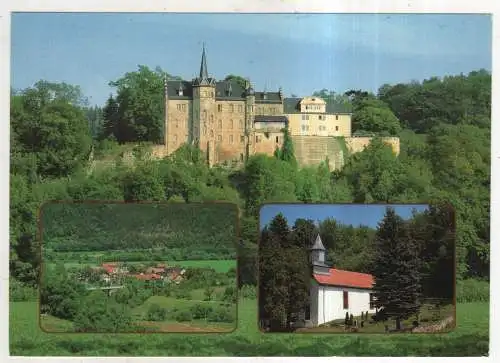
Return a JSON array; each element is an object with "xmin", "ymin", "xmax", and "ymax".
[
  {"xmin": 345, "ymin": 136, "xmax": 400, "ymax": 155},
  {"xmin": 291, "ymin": 135, "xmax": 345, "ymax": 170}
]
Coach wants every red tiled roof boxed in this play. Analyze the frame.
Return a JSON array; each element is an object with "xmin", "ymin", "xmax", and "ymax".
[
  {"xmin": 313, "ymin": 268, "xmax": 374, "ymax": 289},
  {"xmin": 134, "ymin": 273, "xmax": 161, "ymax": 281}
]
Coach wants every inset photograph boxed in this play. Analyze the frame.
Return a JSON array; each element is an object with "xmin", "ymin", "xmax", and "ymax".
[
  {"xmin": 39, "ymin": 202, "xmax": 238, "ymax": 333},
  {"xmin": 258, "ymin": 203, "xmax": 455, "ymax": 333}
]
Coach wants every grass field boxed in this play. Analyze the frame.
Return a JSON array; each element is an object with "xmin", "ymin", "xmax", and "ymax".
[
  {"xmin": 57, "ymin": 260, "xmax": 236, "ymax": 273},
  {"xmin": 10, "ymin": 298, "xmax": 489, "ymax": 356}
]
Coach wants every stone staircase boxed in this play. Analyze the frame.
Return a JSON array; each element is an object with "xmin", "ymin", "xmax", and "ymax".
[{"xmin": 291, "ymin": 136, "xmax": 345, "ymax": 170}]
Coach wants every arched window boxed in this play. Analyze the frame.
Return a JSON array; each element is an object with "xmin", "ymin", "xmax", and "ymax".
[
  {"xmin": 203, "ymin": 127, "xmax": 207, "ymax": 135},
  {"xmin": 210, "ymin": 130, "xmax": 214, "ymax": 138},
  {"xmin": 202, "ymin": 110, "xmax": 207, "ymax": 120},
  {"xmin": 218, "ymin": 120, "xmax": 222, "ymax": 128},
  {"xmin": 230, "ymin": 120, "xmax": 234, "ymax": 129},
  {"xmin": 210, "ymin": 114, "xmax": 214, "ymax": 123}
]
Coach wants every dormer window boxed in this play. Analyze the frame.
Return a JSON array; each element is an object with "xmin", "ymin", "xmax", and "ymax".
[{"xmin": 178, "ymin": 89, "xmax": 183, "ymax": 96}]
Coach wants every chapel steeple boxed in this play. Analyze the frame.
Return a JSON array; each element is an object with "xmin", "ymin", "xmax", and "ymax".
[{"xmin": 310, "ymin": 234, "xmax": 326, "ymax": 265}]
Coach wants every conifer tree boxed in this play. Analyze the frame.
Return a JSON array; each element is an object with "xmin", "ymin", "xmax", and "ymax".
[
  {"xmin": 371, "ymin": 207, "xmax": 422, "ymax": 330},
  {"xmin": 259, "ymin": 213, "xmax": 311, "ymax": 331}
]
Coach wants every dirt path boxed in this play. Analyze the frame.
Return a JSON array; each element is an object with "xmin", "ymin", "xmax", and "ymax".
[{"xmin": 138, "ymin": 321, "xmax": 233, "ymax": 333}]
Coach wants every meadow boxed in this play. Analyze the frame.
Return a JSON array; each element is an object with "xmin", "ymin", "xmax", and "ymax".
[{"xmin": 10, "ymin": 296, "xmax": 489, "ymax": 356}]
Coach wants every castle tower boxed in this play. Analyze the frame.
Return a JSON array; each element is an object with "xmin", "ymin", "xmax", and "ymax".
[
  {"xmin": 245, "ymin": 79, "xmax": 255, "ymax": 161},
  {"xmin": 192, "ymin": 43, "xmax": 216, "ymax": 165}
]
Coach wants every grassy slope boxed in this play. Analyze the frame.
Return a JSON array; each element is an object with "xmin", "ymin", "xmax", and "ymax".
[{"xmin": 10, "ymin": 299, "xmax": 489, "ymax": 356}]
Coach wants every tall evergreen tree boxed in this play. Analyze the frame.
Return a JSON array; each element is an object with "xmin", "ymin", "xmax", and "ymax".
[
  {"xmin": 371, "ymin": 207, "xmax": 422, "ymax": 330},
  {"xmin": 259, "ymin": 214, "xmax": 311, "ymax": 331}
]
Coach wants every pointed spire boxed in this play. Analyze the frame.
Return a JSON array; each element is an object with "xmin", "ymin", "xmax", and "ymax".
[
  {"xmin": 311, "ymin": 234, "xmax": 325, "ymax": 251},
  {"xmin": 199, "ymin": 42, "xmax": 209, "ymax": 81}
]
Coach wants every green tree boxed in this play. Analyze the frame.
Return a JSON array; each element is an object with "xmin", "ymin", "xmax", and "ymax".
[
  {"xmin": 11, "ymin": 82, "xmax": 93, "ymax": 178},
  {"xmin": 371, "ymin": 208, "xmax": 422, "ymax": 330},
  {"xmin": 108, "ymin": 65, "xmax": 179, "ymax": 143}
]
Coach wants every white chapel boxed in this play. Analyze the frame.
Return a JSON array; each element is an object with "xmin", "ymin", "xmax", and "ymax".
[{"xmin": 307, "ymin": 234, "xmax": 377, "ymax": 326}]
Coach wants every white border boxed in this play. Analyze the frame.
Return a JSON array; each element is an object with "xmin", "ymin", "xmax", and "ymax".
[{"xmin": 0, "ymin": 1, "xmax": 498, "ymax": 363}]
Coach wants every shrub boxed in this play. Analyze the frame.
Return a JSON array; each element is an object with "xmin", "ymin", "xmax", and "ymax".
[
  {"xmin": 456, "ymin": 278, "xmax": 489, "ymax": 303},
  {"xmin": 222, "ymin": 286, "xmax": 237, "ymax": 303},
  {"xmin": 175, "ymin": 310, "xmax": 192, "ymax": 322},
  {"xmin": 146, "ymin": 304, "xmax": 167, "ymax": 321},
  {"xmin": 190, "ymin": 303, "xmax": 213, "ymax": 319},
  {"xmin": 207, "ymin": 306, "xmax": 235, "ymax": 323},
  {"xmin": 175, "ymin": 289, "xmax": 192, "ymax": 300},
  {"xmin": 240, "ymin": 285, "xmax": 257, "ymax": 299},
  {"xmin": 9, "ymin": 279, "xmax": 37, "ymax": 302}
]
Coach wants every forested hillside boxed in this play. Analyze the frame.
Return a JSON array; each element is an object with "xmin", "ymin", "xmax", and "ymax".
[
  {"xmin": 10, "ymin": 67, "xmax": 491, "ymax": 290},
  {"xmin": 41, "ymin": 202, "xmax": 238, "ymax": 259}
]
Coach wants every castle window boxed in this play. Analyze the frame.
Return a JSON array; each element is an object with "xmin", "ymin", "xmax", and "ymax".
[
  {"xmin": 335, "ymin": 126, "xmax": 339, "ymax": 131},
  {"xmin": 302, "ymin": 114, "xmax": 306, "ymax": 121},
  {"xmin": 175, "ymin": 120, "xmax": 179, "ymax": 128},
  {"xmin": 240, "ymin": 135, "xmax": 245, "ymax": 143},
  {"xmin": 210, "ymin": 114, "xmax": 214, "ymax": 123},
  {"xmin": 230, "ymin": 120, "xmax": 234, "ymax": 129},
  {"xmin": 218, "ymin": 104, "xmax": 222, "ymax": 112},
  {"xmin": 343, "ymin": 291, "xmax": 349, "ymax": 309},
  {"xmin": 275, "ymin": 136, "xmax": 279, "ymax": 143},
  {"xmin": 202, "ymin": 110, "xmax": 207, "ymax": 120},
  {"xmin": 319, "ymin": 115, "xmax": 322, "ymax": 120},
  {"xmin": 182, "ymin": 104, "xmax": 186, "ymax": 112},
  {"xmin": 239, "ymin": 119, "xmax": 244, "ymax": 128},
  {"xmin": 229, "ymin": 135, "xmax": 233, "ymax": 144},
  {"xmin": 203, "ymin": 127, "xmax": 207, "ymax": 135},
  {"xmin": 255, "ymin": 135, "xmax": 261, "ymax": 143},
  {"xmin": 218, "ymin": 120, "xmax": 222, "ymax": 128},
  {"xmin": 210, "ymin": 130, "xmax": 214, "ymax": 138},
  {"xmin": 335, "ymin": 115, "xmax": 339, "ymax": 120},
  {"xmin": 211, "ymin": 92, "xmax": 214, "ymax": 97},
  {"xmin": 238, "ymin": 105, "xmax": 243, "ymax": 113},
  {"xmin": 173, "ymin": 135, "xmax": 178, "ymax": 144},
  {"xmin": 230, "ymin": 104, "xmax": 234, "ymax": 113},
  {"xmin": 218, "ymin": 135, "xmax": 222, "ymax": 142}
]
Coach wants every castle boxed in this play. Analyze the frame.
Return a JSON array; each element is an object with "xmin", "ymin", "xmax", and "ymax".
[{"xmin": 157, "ymin": 45, "xmax": 399, "ymax": 169}]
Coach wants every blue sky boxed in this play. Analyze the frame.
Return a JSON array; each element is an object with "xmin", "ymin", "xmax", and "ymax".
[
  {"xmin": 259, "ymin": 204, "xmax": 429, "ymax": 230},
  {"xmin": 11, "ymin": 13, "xmax": 491, "ymax": 106}
]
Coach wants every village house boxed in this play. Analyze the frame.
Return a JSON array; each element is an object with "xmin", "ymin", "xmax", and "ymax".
[{"xmin": 307, "ymin": 235, "xmax": 377, "ymax": 327}]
